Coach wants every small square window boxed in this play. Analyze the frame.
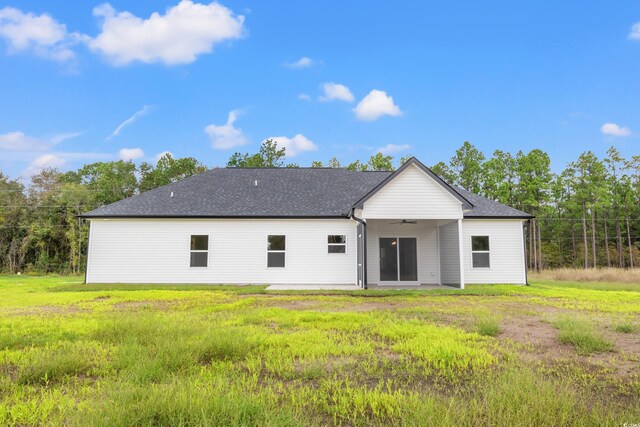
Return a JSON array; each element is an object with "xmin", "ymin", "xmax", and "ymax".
[
  {"xmin": 267, "ymin": 252, "xmax": 285, "ymax": 268},
  {"xmin": 191, "ymin": 235, "xmax": 208, "ymax": 251},
  {"xmin": 471, "ymin": 236, "xmax": 489, "ymax": 252},
  {"xmin": 190, "ymin": 252, "xmax": 208, "ymax": 267},
  {"xmin": 267, "ymin": 235, "xmax": 286, "ymax": 251}
]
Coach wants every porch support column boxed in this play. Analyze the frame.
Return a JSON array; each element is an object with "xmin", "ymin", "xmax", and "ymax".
[{"xmin": 457, "ymin": 219, "xmax": 465, "ymax": 289}]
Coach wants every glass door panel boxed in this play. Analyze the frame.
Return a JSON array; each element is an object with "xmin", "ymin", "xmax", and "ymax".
[
  {"xmin": 379, "ymin": 238, "xmax": 398, "ymax": 281},
  {"xmin": 399, "ymin": 238, "xmax": 418, "ymax": 281}
]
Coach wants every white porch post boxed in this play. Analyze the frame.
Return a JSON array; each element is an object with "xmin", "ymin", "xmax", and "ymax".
[{"xmin": 457, "ymin": 219, "xmax": 465, "ymax": 289}]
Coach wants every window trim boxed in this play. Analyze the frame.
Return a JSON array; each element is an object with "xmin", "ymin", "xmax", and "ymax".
[
  {"xmin": 189, "ymin": 234, "xmax": 209, "ymax": 268},
  {"xmin": 266, "ymin": 234, "xmax": 286, "ymax": 268},
  {"xmin": 327, "ymin": 235, "xmax": 347, "ymax": 255},
  {"xmin": 470, "ymin": 235, "xmax": 491, "ymax": 269}
]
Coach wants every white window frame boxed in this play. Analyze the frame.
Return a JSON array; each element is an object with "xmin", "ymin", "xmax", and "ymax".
[
  {"xmin": 327, "ymin": 235, "xmax": 347, "ymax": 255},
  {"xmin": 189, "ymin": 235, "xmax": 209, "ymax": 268},
  {"xmin": 470, "ymin": 235, "xmax": 491, "ymax": 269},
  {"xmin": 267, "ymin": 235, "xmax": 286, "ymax": 268}
]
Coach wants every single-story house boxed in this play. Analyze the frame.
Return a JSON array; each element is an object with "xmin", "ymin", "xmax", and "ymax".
[{"xmin": 81, "ymin": 158, "xmax": 533, "ymax": 288}]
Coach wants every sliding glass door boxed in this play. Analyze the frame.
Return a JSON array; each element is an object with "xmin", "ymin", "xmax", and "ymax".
[{"xmin": 379, "ymin": 237, "xmax": 418, "ymax": 282}]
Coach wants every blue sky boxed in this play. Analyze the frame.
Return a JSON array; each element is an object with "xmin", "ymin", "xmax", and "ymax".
[{"xmin": 0, "ymin": 1, "xmax": 638, "ymax": 179}]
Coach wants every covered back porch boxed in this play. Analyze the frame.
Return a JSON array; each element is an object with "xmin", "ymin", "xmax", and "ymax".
[{"xmin": 361, "ymin": 219, "xmax": 465, "ymax": 289}]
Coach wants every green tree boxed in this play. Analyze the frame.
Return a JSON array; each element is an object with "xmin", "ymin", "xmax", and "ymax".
[
  {"xmin": 227, "ymin": 139, "xmax": 287, "ymax": 168},
  {"xmin": 450, "ymin": 141, "xmax": 485, "ymax": 193},
  {"xmin": 430, "ymin": 161, "xmax": 457, "ymax": 183},
  {"xmin": 399, "ymin": 155, "xmax": 412, "ymax": 166},
  {"xmin": 327, "ymin": 157, "xmax": 342, "ymax": 168},
  {"xmin": 345, "ymin": 160, "xmax": 368, "ymax": 171},
  {"xmin": 139, "ymin": 153, "xmax": 206, "ymax": 192},
  {"xmin": 367, "ymin": 153, "xmax": 395, "ymax": 171},
  {"xmin": 568, "ymin": 152, "xmax": 607, "ymax": 269},
  {"xmin": 516, "ymin": 149, "xmax": 552, "ymax": 270},
  {"xmin": 67, "ymin": 160, "xmax": 138, "ymax": 205},
  {"xmin": 0, "ymin": 172, "xmax": 27, "ymax": 272},
  {"xmin": 481, "ymin": 150, "xmax": 517, "ymax": 205}
]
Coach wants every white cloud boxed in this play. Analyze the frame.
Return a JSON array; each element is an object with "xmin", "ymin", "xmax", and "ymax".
[
  {"xmin": 0, "ymin": 131, "xmax": 43, "ymax": 150},
  {"xmin": 354, "ymin": 90, "xmax": 402, "ymax": 121},
  {"xmin": 601, "ymin": 122, "xmax": 631, "ymax": 137},
  {"xmin": 267, "ymin": 134, "xmax": 317, "ymax": 157},
  {"xmin": 204, "ymin": 109, "xmax": 249, "ymax": 149},
  {"xmin": 119, "ymin": 147, "xmax": 144, "ymax": 161},
  {"xmin": 155, "ymin": 150, "xmax": 173, "ymax": 162},
  {"xmin": 106, "ymin": 105, "xmax": 151, "ymax": 140},
  {"xmin": 298, "ymin": 93, "xmax": 311, "ymax": 101},
  {"xmin": 376, "ymin": 144, "xmax": 411, "ymax": 154},
  {"xmin": 629, "ymin": 22, "xmax": 640, "ymax": 40},
  {"xmin": 319, "ymin": 82, "xmax": 354, "ymax": 103},
  {"xmin": 23, "ymin": 154, "xmax": 65, "ymax": 176},
  {"xmin": 284, "ymin": 56, "xmax": 315, "ymax": 69},
  {"xmin": 88, "ymin": 2, "xmax": 244, "ymax": 66},
  {"xmin": 0, "ymin": 130, "xmax": 81, "ymax": 151},
  {"xmin": 0, "ymin": 7, "xmax": 82, "ymax": 62}
]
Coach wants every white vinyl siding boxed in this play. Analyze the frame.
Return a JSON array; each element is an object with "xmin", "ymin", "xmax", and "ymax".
[
  {"xmin": 86, "ymin": 219, "xmax": 357, "ymax": 285},
  {"xmin": 438, "ymin": 221, "xmax": 461, "ymax": 285},
  {"xmin": 462, "ymin": 220, "xmax": 526, "ymax": 284},
  {"xmin": 361, "ymin": 164, "xmax": 463, "ymax": 220},
  {"xmin": 366, "ymin": 219, "xmax": 439, "ymax": 285}
]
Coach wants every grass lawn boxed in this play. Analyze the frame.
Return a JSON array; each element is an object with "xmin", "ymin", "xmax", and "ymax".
[{"xmin": 1, "ymin": 276, "xmax": 639, "ymax": 426}]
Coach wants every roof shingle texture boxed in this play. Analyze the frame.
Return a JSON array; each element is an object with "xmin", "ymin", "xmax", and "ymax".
[{"xmin": 82, "ymin": 167, "xmax": 532, "ymax": 219}]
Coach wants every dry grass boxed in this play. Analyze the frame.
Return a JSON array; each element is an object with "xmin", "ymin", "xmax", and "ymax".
[{"xmin": 530, "ymin": 268, "xmax": 640, "ymax": 284}]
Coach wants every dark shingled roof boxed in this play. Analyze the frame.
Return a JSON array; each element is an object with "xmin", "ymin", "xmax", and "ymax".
[
  {"xmin": 456, "ymin": 187, "xmax": 532, "ymax": 218},
  {"xmin": 81, "ymin": 163, "xmax": 533, "ymax": 219},
  {"xmin": 82, "ymin": 168, "xmax": 391, "ymax": 218}
]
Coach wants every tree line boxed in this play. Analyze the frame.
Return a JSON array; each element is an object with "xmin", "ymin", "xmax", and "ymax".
[{"xmin": 0, "ymin": 139, "xmax": 638, "ymax": 273}]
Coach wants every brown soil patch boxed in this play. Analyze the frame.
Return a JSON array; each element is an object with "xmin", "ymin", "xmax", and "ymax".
[
  {"xmin": 6, "ymin": 305, "xmax": 89, "ymax": 316},
  {"xmin": 111, "ymin": 300, "xmax": 171, "ymax": 311}
]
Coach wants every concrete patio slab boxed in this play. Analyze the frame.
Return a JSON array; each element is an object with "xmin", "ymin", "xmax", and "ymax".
[
  {"xmin": 265, "ymin": 284, "xmax": 460, "ymax": 291},
  {"xmin": 266, "ymin": 284, "xmax": 362, "ymax": 291}
]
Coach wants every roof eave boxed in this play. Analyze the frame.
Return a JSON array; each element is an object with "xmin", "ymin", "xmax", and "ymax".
[
  {"xmin": 79, "ymin": 214, "xmax": 351, "ymax": 220},
  {"xmin": 463, "ymin": 215, "xmax": 534, "ymax": 219}
]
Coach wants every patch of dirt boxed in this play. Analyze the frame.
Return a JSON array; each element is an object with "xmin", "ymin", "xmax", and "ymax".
[
  {"xmin": 111, "ymin": 300, "xmax": 171, "ymax": 311},
  {"xmin": 264, "ymin": 298, "xmax": 419, "ymax": 312},
  {"xmin": 6, "ymin": 305, "xmax": 89, "ymax": 316},
  {"xmin": 499, "ymin": 315, "xmax": 576, "ymax": 360},
  {"xmin": 0, "ymin": 364, "xmax": 19, "ymax": 382}
]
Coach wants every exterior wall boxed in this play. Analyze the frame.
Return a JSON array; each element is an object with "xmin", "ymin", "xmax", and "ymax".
[
  {"xmin": 462, "ymin": 219, "xmax": 526, "ymax": 284},
  {"xmin": 366, "ymin": 220, "xmax": 439, "ymax": 285},
  {"xmin": 438, "ymin": 221, "xmax": 461, "ymax": 285},
  {"xmin": 86, "ymin": 219, "xmax": 358, "ymax": 284},
  {"xmin": 361, "ymin": 164, "xmax": 463, "ymax": 219}
]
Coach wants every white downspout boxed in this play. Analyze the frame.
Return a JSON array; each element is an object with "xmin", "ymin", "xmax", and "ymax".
[{"xmin": 458, "ymin": 219, "xmax": 465, "ymax": 290}]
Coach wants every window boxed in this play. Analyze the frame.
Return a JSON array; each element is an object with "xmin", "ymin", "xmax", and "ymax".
[
  {"xmin": 328, "ymin": 235, "xmax": 346, "ymax": 254},
  {"xmin": 190, "ymin": 235, "xmax": 208, "ymax": 267},
  {"xmin": 471, "ymin": 236, "xmax": 490, "ymax": 268},
  {"xmin": 267, "ymin": 235, "xmax": 286, "ymax": 267}
]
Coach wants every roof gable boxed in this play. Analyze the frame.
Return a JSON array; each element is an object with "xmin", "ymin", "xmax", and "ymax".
[{"xmin": 353, "ymin": 158, "xmax": 473, "ymax": 210}]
